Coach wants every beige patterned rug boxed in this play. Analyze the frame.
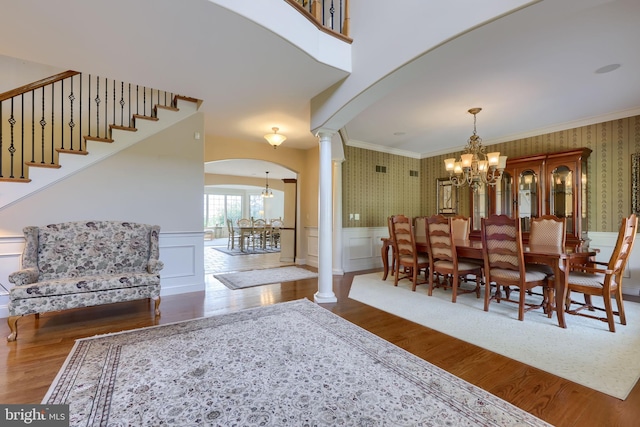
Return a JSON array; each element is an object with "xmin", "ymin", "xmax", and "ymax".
[
  {"xmin": 214, "ymin": 266, "xmax": 318, "ymax": 289},
  {"xmin": 349, "ymin": 272, "xmax": 640, "ymax": 400},
  {"xmin": 43, "ymin": 299, "xmax": 550, "ymax": 426}
]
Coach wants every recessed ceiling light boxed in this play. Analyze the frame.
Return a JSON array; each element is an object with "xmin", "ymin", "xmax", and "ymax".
[
  {"xmin": 393, "ymin": 132, "xmax": 406, "ymax": 136},
  {"xmin": 595, "ymin": 63, "xmax": 621, "ymax": 74}
]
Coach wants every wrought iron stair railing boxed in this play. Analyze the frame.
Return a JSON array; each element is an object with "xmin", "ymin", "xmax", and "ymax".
[{"xmin": 0, "ymin": 71, "xmax": 186, "ymax": 183}]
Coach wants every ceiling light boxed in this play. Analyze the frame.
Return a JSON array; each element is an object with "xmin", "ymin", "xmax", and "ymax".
[
  {"xmin": 444, "ymin": 108, "xmax": 507, "ymax": 192},
  {"xmin": 261, "ymin": 171, "xmax": 274, "ymax": 198},
  {"xmin": 264, "ymin": 127, "xmax": 286, "ymax": 148}
]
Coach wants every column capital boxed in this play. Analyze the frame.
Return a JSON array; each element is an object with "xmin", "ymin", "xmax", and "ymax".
[{"xmin": 314, "ymin": 127, "xmax": 338, "ymax": 140}]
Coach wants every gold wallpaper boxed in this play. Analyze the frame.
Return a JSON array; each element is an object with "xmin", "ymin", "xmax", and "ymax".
[
  {"xmin": 342, "ymin": 146, "xmax": 421, "ymax": 227},
  {"xmin": 343, "ymin": 114, "xmax": 640, "ymax": 232}
]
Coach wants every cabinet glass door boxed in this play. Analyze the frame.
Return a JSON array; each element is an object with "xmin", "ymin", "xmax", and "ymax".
[
  {"xmin": 550, "ymin": 165, "xmax": 574, "ymax": 235},
  {"xmin": 518, "ymin": 170, "xmax": 538, "ymax": 232},
  {"xmin": 495, "ymin": 172, "xmax": 513, "ymax": 217}
]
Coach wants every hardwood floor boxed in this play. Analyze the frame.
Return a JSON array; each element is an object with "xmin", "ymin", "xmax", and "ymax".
[{"xmin": 2, "ymin": 268, "xmax": 639, "ymax": 426}]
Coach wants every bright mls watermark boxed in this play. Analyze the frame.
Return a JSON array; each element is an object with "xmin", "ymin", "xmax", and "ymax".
[{"xmin": 0, "ymin": 405, "xmax": 69, "ymax": 426}]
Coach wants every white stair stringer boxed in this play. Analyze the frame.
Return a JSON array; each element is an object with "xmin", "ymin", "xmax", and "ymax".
[{"xmin": 0, "ymin": 98, "xmax": 198, "ymax": 211}]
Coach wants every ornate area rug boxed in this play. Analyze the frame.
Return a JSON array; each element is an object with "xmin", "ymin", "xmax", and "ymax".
[
  {"xmin": 43, "ymin": 299, "xmax": 550, "ymax": 426},
  {"xmin": 214, "ymin": 266, "xmax": 318, "ymax": 290},
  {"xmin": 211, "ymin": 246, "xmax": 280, "ymax": 256},
  {"xmin": 349, "ymin": 272, "xmax": 640, "ymax": 400}
]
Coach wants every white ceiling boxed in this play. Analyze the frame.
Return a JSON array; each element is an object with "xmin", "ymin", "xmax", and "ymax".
[{"xmin": 1, "ymin": 0, "xmax": 639, "ymax": 178}]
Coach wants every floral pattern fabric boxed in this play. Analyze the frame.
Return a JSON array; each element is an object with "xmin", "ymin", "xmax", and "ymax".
[{"xmin": 7, "ymin": 221, "xmax": 163, "ymax": 317}]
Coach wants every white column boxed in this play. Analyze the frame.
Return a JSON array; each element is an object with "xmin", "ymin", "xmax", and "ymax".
[
  {"xmin": 314, "ymin": 130, "xmax": 337, "ymax": 303},
  {"xmin": 332, "ymin": 159, "xmax": 344, "ymax": 275}
]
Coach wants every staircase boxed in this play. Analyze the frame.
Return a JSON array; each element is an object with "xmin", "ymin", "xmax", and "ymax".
[{"xmin": 0, "ymin": 71, "xmax": 201, "ymax": 210}]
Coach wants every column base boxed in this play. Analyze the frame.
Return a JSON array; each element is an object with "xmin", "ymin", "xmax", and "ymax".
[{"xmin": 314, "ymin": 291, "xmax": 337, "ymax": 304}]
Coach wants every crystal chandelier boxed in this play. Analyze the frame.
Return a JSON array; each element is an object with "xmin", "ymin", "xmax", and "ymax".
[
  {"xmin": 444, "ymin": 108, "xmax": 507, "ymax": 192},
  {"xmin": 261, "ymin": 171, "xmax": 274, "ymax": 198}
]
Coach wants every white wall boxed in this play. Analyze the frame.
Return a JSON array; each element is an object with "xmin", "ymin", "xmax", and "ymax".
[{"xmin": 0, "ymin": 113, "xmax": 206, "ymax": 317}]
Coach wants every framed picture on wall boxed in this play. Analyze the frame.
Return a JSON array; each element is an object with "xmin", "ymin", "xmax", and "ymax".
[
  {"xmin": 436, "ymin": 178, "xmax": 458, "ymax": 214},
  {"xmin": 632, "ymin": 153, "xmax": 640, "ymax": 215}
]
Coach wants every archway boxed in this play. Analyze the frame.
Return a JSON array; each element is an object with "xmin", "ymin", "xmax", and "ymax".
[{"xmin": 204, "ymin": 159, "xmax": 298, "ymax": 273}]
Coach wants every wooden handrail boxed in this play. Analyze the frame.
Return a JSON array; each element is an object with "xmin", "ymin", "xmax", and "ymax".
[
  {"xmin": 0, "ymin": 70, "xmax": 80, "ymax": 102},
  {"xmin": 284, "ymin": 0, "xmax": 352, "ymax": 43}
]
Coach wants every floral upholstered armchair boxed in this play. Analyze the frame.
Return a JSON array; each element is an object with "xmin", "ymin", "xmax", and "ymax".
[{"xmin": 6, "ymin": 221, "xmax": 163, "ymax": 341}]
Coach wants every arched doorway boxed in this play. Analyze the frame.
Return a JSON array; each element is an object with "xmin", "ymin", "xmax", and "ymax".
[{"xmin": 204, "ymin": 159, "xmax": 298, "ymax": 274}]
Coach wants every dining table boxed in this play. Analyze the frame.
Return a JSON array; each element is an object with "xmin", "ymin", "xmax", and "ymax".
[
  {"xmin": 235, "ymin": 224, "xmax": 272, "ymax": 252},
  {"xmin": 381, "ymin": 236, "xmax": 597, "ymax": 329}
]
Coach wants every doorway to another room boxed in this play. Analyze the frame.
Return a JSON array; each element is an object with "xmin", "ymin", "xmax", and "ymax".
[{"xmin": 204, "ymin": 159, "xmax": 297, "ymax": 275}]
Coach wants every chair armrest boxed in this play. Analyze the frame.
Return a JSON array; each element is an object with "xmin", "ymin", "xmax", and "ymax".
[
  {"xmin": 147, "ymin": 259, "xmax": 164, "ymax": 274},
  {"xmin": 8, "ymin": 268, "xmax": 39, "ymax": 286},
  {"xmin": 572, "ymin": 265, "xmax": 614, "ymax": 275}
]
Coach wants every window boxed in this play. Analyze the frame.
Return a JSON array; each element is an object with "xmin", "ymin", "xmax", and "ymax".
[
  {"xmin": 204, "ymin": 194, "xmax": 242, "ymax": 227},
  {"xmin": 249, "ymin": 195, "xmax": 264, "ymax": 219}
]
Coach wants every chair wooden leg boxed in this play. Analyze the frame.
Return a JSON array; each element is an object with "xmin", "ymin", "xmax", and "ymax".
[
  {"xmin": 7, "ymin": 315, "xmax": 20, "ymax": 342},
  {"xmin": 451, "ymin": 274, "xmax": 459, "ymax": 303},
  {"xmin": 153, "ymin": 296, "xmax": 161, "ymax": 316},
  {"xmin": 411, "ymin": 268, "xmax": 418, "ymax": 291},
  {"xmin": 484, "ymin": 281, "xmax": 491, "ymax": 312},
  {"xmin": 546, "ymin": 286, "xmax": 555, "ymax": 318},
  {"xmin": 615, "ymin": 288, "xmax": 627, "ymax": 325},
  {"xmin": 603, "ymin": 294, "xmax": 616, "ymax": 332},
  {"xmin": 518, "ymin": 287, "xmax": 526, "ymax": 321},
  {"xmin": 427, "ymin": 265, "xmax": 434, "ymax": 296}
]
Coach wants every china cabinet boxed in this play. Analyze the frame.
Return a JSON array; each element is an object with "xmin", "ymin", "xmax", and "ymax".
[{"xmin": 469, "ymin": 148, "xmax": 591, "ymax": 245}]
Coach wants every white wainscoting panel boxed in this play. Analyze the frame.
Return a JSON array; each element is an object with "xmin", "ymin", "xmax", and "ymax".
[
  {"xmin": 158, "ymin": 232, "xmax": 205, "ymax": 296},
  {"xmin": 306, "ymin": 227, "xmax": 319, "ymax": 268},
  {"xmin": 0, "ymin": 236, "xmax": 25, "ymax": 318},
  {"xmin": 342, "ymin": 227, "xmax": 388, "ymax": 273}
]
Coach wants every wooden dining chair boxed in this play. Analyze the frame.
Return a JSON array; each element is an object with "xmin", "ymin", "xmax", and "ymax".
[
  {"xmin": 450, "ymin": 215, "xmax": 471, "ymax": 240},
  {"xmin": 390, "ymin": 215, "xmax": 429, "ymax": 290},
  {"xmin": 425, "ymin": 215, "xmax": 482, "ymax": 302},
  {"xmin": 481, "ymin": 214, "xmax": 548, "ymax": 321},
  {"xmin": 561, "ymin": 213, "xmax": 638, "ymax": 332},
  {"xmin": 386, "ymin": 216, "xmax": 397, "ymax": 278},
  {"xmin": 251, "ymin": 218, "xmax": 268, "ymax": 250},
  {"xmin": 268, "ymin": 218, "xmax": 283, "ymax": 248},
  {"xmin": 236, "ymin": 218, "xmax": 253, "ymax": 251},
  {"xmin": 529, "ymin": 215, "xmax": 566, "ymax": 247},
  {"xmin": 226, "ymin": 219, "xmax": 240, "ymax": 249},
  {"xmin": 525, "ymin": 215, "xmax": 567, "ymax": 309}
]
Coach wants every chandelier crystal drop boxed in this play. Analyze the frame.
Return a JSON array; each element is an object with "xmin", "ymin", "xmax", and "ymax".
[{"xmin": 444, "ymin": 108, "xmax": 507, "ymax": 192}]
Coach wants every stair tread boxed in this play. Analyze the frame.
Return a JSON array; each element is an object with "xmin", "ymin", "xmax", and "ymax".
[
  {"xmin": 156, "ymin": 104, "xmax": 179, "ymax": 112},
  {"xmin": 133, "ymin": 114, "xmax": 159, "ymax": 122},
  {"xmin": 56, "ymin": 148, "xmax": 89, "ymax": 155},
  {"xmin": 110, "ymin": 124, "xmax": 137, "ymax": 132},
  {"xmin": 84, "ymin": 136, "xmax": 114, "ymax": 143},
  {"xmin": 0, "ymin": 177, "xmax": 31, "ymax": 183},
  {"xmin": 25, "ymin": 161, "xmax": 62, "ymax": 169},
  {"xmin": 175, "ymin": 95, "xmax": 199, "ymax": 104}
]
